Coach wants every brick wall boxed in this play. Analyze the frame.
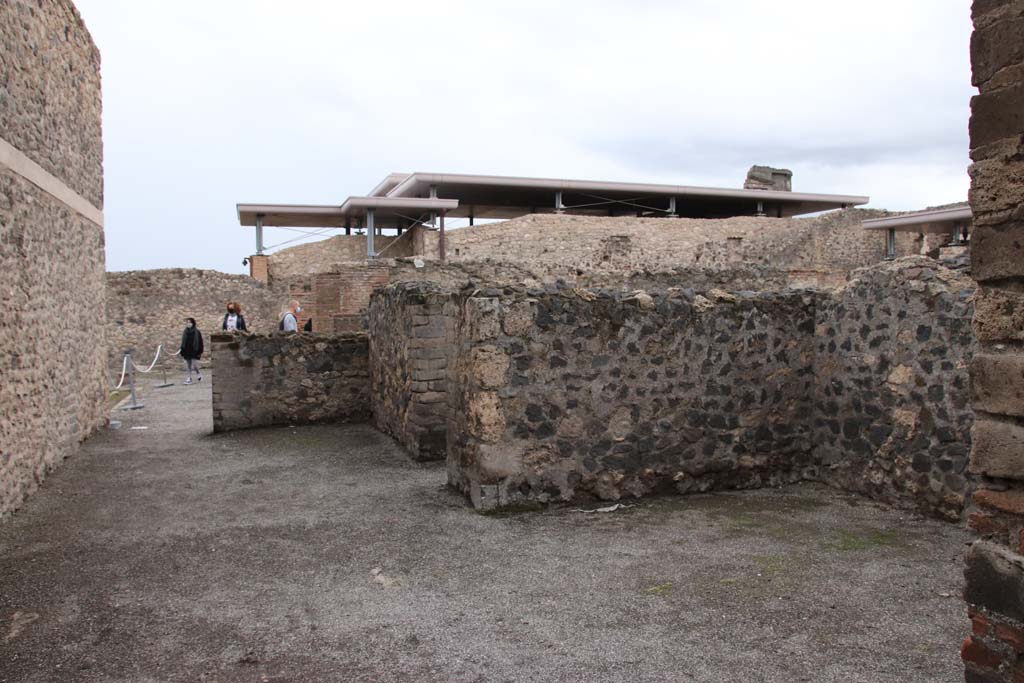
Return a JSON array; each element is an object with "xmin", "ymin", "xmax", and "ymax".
[
  {"xmin": 210, "ymin": 332, "xmax": 370, "ymax": 432},
  {"xmin": 0, "ymin": 0, "xmax": 108, "ymax": 516},
  {"xmin": 962, "ymin": 1, "xmax": 1024, "ymax": 680},
  {"xmin": 286, "ymin": 262, "xmax": 392, "ymax": 333},
  {"xmin": 368, "ymin": 283, "xmax": 452, "ymax": 461}
]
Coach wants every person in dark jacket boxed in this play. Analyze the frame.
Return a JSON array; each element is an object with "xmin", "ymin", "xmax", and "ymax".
[
  {"xmin": 222, "ymin": 302, "xmax": 247, "ymax": 332},
  {"xmin": 180, "ymin": 317, "xmax": 204, "ymax": 384}
]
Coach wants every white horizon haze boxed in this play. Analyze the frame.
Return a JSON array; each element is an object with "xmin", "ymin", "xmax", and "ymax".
[{"xmin": 74, "ymin": 0, "xmax": 976, "ymax": 274}]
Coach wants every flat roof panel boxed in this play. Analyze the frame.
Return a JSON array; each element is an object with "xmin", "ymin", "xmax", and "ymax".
[
  {"xmin": 862, "ymin": 206, "xmax": 972, "ymax": 232},
  {"xmin": 386, "ymin": 171, "xmax": 868, "ymax": 216}
]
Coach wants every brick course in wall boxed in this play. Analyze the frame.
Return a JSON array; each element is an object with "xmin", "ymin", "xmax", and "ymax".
[
  {"xmin": 210, "ymin": 332, "xmax": 370, "ymax": 432},
  {"xmin": 1, "ymin": 0, "xmax": 108, "ymax": 516},
  {"xmin": 368, "ymin": 282, "xmax": 452, "ymax": 461},
  {"xmin": 963, "ymin": 1, "xmax": 1024, "ymax": 680},
  {"xmin": 286, "ymin": 262, "xmax": 392, "ymax": 333}
]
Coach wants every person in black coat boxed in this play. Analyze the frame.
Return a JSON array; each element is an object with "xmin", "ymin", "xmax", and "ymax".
[
  {"xmin": 222, "ymin": 302, "xmax": 247, "ymax": 332},
  {"xmin": 180, "ymin": 317, "xmax": 204, "ymax": 384}
]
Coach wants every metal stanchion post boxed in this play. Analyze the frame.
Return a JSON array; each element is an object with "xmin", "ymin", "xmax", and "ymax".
[
  {"xmin": 121, "ymin": 349, "xmax": 145, "ymax": 411},
  {"xmin": 155, "ymin": 354, "xmax": 173, "ymax": 388}
]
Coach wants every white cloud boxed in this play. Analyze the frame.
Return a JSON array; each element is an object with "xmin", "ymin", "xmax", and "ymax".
[{"xmin": 75, "ymin": 0, "xmax": 975, "ymax": 273}]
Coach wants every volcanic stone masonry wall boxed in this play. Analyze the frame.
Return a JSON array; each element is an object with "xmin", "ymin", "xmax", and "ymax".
[
  {"xmin": 106, "ymin": 269, "xmax": 285, "ymax": 370},
  {"xmin": 210, "ymin": 333, "xmax": 370, "ymax": 432},
  {"xmin": 814, "ymin": 258, "xmax": 977, "ymax": 521},
  {"xmin": 961, "ymin": 1, "xmax": 1024, "ymax": 680},
  {"xmin": 368, "ymin": 283, "xmax": 452, "ymax": 461},
  {"xmin": 368, "ymin": 257, "xmax": 976, "ymax": 516},
  {"xmin": 444, "ymin": 285, "xmax": 819, "ymax": 511},
  {"xmin": 0, "ymin": 0, "xmax": 108, "ymax": 516}
]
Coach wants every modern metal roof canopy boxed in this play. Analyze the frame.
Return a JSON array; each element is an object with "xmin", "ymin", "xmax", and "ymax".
[
  {"xmin": 861, "ymin": 206, "xmax": 973, "ymax": 233},
  {"xmin": 236, "ymin": 197, "xmax": 458, "ymax": 227},
  {"xmin": 236, "ymin": 170, "xmax": 869, "ymax": 260},
  {"xmin": 382, "ymin": 172, "xmax": 869, "ymax": 219}
]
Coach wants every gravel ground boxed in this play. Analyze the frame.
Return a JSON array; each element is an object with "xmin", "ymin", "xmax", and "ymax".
[{"xmin": 0, "ymin": 375, "xmax": 971, "ymax": 682}]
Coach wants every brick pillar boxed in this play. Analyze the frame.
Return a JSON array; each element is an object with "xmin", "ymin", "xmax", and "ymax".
[
  {"xmin": 249, "ymin": 254, "xmax": 269, "ymax": 284},
  {"xmin": 962, "ymin": 2, "xmax": 1024, "ymax": 681}
]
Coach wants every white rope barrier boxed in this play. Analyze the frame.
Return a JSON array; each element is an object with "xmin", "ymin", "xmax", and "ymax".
[
  {"xmin": 113, "ymin": 355, "xmax": 129, "ymax": 389},
  {"xmin": 129, "ymin": 345, "xmax": 164, "ymax": 373}
]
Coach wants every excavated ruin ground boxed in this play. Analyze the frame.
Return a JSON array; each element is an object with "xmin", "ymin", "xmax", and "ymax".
[{"xmin": 0, "ymin": 376, "xmax": 970, "ymax": 682}]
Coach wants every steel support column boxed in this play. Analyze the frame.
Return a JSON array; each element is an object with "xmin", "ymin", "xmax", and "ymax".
[
  {"xmin": 439, "ymin": 210, "xmax": 446, "ymax": 262},
  {"xmin": 255, "ymin": 214, "xmax": 265, "ymax": 254},
  {"xmin": 367, "ymin": 209, "xmax": 375, "ymax": 258},
  {"xmin": 667, "ymin": 197, "xmax": 676, "ymax": 217},
  {"xmin": 555, "ymin": 191, "xmax": 564, "ymax": 213},
  {"xmin": 885, "ymin": 228, "xmax": 896, "ymax": 260}
]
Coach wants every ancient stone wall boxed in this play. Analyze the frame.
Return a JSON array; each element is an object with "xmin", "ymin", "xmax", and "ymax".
[
  {"xmin": 814, "ymin": 258, "xmax": 977, "ymax": 521},
  {"xmin": 267, "ymin": 233, "xmax": 413, "ymax": 282},
  {"xmin": 444, "ymin": 285, "xmax": 818, "ymax": 511},
  {"xmin": 961, "ymin": 1, "xmax": 1024, "ymax": 679},
  {"xmin": 368, "ymin": 283, "xmax": 452, "ymax": 461},
  {"xmin": 0, "ymin": 0, "xmax": 108, "ymax": 516},
  {"xmin": 369, "ymin": 258, "xmax": 975, "ymax": 516},
  {"xmin": 0, "ymin": 0, "xmax": 103, "ymax": 208},
  {"xmin": 106, "ymin": 269, "xmax": 284, "ymax": 370},
  {"xmin": 427, "ymin": 209, "xmax": 921, "ymax": 286},
  {"xmin": 210, "ymin": 332, "xmax": 370, "ymax": 432}
]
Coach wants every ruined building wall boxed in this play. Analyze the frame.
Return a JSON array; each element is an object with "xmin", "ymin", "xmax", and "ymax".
[
  {"xmin": 368, "ymin": 283, "xmax": 451, "ymax": 461},
  {"xmin": 368, "ymin": 259, "xmax": 975, "ymax": 517},
  {"xmin": 814, "ymin": 258, "xmax": 977, "ymax": 521},
  {"xmin": 106, "ymin": 269, "xmax": 284, "ymax": 369},
  {"xmin": 286, "ymin": 262, "xmax": 391, "ymax": 334},
  {"xmin": 961, "ymin": 1, "xmax": 1024, "ymax": 679},
  {"xmin": 428, "ymin": 209, "xmax": 920, "ymax": 285},
  {"xmin": 0, "ymin": 0, "xmax": 108, "ymax": 515},
  {"xmin": 444, "ymin": 286, "xmax": 818, "ymax": 511},
  {"xmin": 267, "ymin": 233, "xmax": 410, "ymax": 282},
  {"xmin": 210, "ymin": 333, "xmax": 370, "ymax": 432}
]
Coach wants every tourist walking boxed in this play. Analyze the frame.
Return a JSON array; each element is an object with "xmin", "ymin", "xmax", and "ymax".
[
  {"xmin": 280, "ymin": 300, "xmax": 301, "ymax": 332},
  {"xmin": 222, "ymin": 302, "xmax": 247, "ymax": 332},
  {"xmin": 179, "ymin": 317, "xmax": 204, "ymax": 384}
]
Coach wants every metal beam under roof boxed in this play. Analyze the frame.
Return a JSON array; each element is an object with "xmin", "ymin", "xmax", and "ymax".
[{"xmin": 862, "ymin": 206, "xmax": 972, "ymax": 233}]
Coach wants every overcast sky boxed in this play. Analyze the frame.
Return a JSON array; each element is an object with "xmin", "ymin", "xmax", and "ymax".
[{"xmin": 75, "ymin": 0, "xmax": 975, "ymax": 274}]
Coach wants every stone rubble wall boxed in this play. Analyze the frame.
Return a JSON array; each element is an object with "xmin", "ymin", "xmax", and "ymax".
[
  {"xmin": 962, "ymin": 1, "xmax": 1024, "ymax": 680},
  {"xmin": 366, "ymin": 258, "xmax": 977, "ymax": 517},
  {"xmin": 814, "ymin": 257, "xmax": 977, "ymax": 521},
  {"xmin": 0, "ymin": 0, "xmax": 103, "ymax": 207},
  {"xmin": 444, "ymin": 284, "xmax": 818, "ymax": 511},
  {"xmin": 0, "ymin": 0, "xmax": 108, "ymax": 517},
  {"xmin": 106, "ymin": 269, "xmax": 285, "ymax": 371},
  {"xmin": 421, "ymin": 209, "xmax": 923, "ymax": 287},
  {"xmin": 368, "ymin": 283, "xmax": 452, "ymax": 461},
  {"xmin": 210, "ymin": 333, "xmax": 370, "ymax": 432},
  {"xmin": 267, "ymin": 232, "xmax": 415, "ymax": 283}
]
